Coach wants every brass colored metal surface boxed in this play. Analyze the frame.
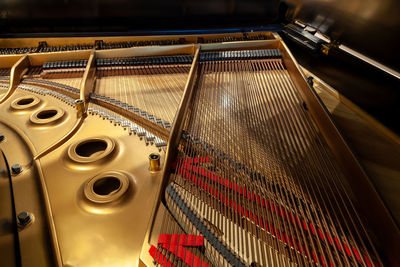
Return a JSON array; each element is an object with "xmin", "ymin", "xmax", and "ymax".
[
  {"xmin": 0, "ymin": 89, "xmax": 78, "ymax": 154},
  {"xmin": 0, "ymin": 55, "xmax": 30, "ymax": 104},
  {"xmin": 80, "ymin": 51, "xmax": 96, "ymax": 103},
  {"xmin": 67, "ymin": 136, "xmax": 115, "ymax": 164},
  {"xmin": 30, "ymin": 107, "xmax": 65, "ymax": 125},
  {"xmin": 11, "ymin": 95, "xmax": 41, "ymax": 110},
  {"xmin": 1, "ymin": 84, "xmax": 165, "ymax": 266},
  {"xmin": 38, "ymin": 112, "xmax": 164, "ymax": 267},
  {"xmin": 0, "ymin": 81, "xmax": 10, "ymax": 96},
  {"xmin": 149, "ymin": 153, "xmax": 161, "ymax": 172},
  {"xmin": 33, "ymin": 116, "xmax": 85, "ymax": 160},
  {"xmin": 0, "ymin": 54, "xmax": 24, "ymax": 68},
  {"xmin": 83, "ymin": 170, "xmax": 131, "ymax": 204},
  {"xmin": 10, "ymin": 164, "xmax": 56, "ymax": 267},
  {"xmin": 0, "ymin": 125, "xmax": 58, "ymax": 267},
  {"xmin": 0, "ymin": 149, "xmax": 18, "ymax": 267},
  {"xmin": 74, "ymin": 99, "xmax": 85, "ymax": 118},
  {"xmin": 27, "ymin": 50, "xmax": 92, "ymax": 67}
]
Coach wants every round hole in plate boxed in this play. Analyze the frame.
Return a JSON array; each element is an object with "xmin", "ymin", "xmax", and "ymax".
[
  {"xmin": 68, "ymin": 137, "xmax": 115, "ymax": 163},
  {"xmin": 36, "ymin": 109, "xmax": 58, "ymax": 119},
  {"xmin": 93, "ymin": 177, "xmax": 121, "ymax": 196},
  {"xmin": 30, "ymin": 107, "xmax": 64, "ymax": 125},
  {"xmin": 84, "ymin": 171, "xmax": 130, "ymax": 204},
  {"xmin": 17, "ymin": 98, "xmax": 34, "ymax": 105},
  {"xmin": 11, "ymin": 95, "xmax": 41, "ymax": 110},
  {"xmin": 75, "ymin": 140, "xmax": 108, "ymax": 158}
]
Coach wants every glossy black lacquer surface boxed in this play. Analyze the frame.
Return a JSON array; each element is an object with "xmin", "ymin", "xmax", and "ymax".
[
  {"xmin": 285, "ymin": 0, "xmax": 400, "ymax": 72},
  {"xmin": 0, "ymin": 0, "xmax": 281, "ymax": 34},
  {"xmin": 282, "ymin": 34, "xmax": 400, "ymax": 135}
]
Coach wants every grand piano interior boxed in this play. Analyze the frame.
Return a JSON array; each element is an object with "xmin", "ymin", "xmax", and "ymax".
[{"xmin": 0, "ymin": 1, "xmax": 399, "ymax": 266}]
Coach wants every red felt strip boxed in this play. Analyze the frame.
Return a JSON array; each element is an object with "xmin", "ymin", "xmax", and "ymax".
[
  {"xmin": 176, "ymin": 160, "xmax": 375, "ymax": 265},
  {"xmin": 151, "ymin": 235, "xmax": 209, "ymax": 267},
  {"xmin": 158, "ymin": 234, "xmax": 170, "ymax": 245}
]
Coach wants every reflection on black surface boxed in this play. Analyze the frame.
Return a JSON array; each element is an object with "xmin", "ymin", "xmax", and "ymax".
[
  {"xmin": 282, "ymin": 33, "xmax": 400, "ymax": 135},
  {"xmin": 285, "ymin": 0, "xmax": 400, "ymax": 73}
]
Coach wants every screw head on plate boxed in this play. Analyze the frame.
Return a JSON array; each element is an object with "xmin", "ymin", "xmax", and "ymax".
[
  {"xmin": 11, "ymin": 164, "xmax": 22, "ymax": 175},
  {"xmin": 17, "ymin": 211, "xmax": 32, "ymax": 226}
]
